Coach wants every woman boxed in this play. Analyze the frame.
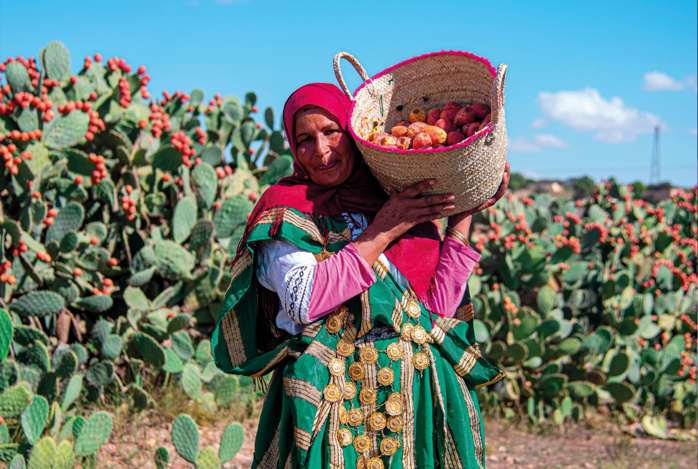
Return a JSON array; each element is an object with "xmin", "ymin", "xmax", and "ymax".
[{"xmin": 212, "ymin": 83, "xmax": 509, "ymax": 469}]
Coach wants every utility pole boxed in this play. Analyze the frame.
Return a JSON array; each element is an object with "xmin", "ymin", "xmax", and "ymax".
[{"xmin": 649, "ymin": 125, "xmax": 660, "ymax": 184}]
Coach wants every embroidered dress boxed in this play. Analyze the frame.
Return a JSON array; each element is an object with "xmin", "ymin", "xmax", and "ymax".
[{"xmin": 212, "ymin": 207, "xmax": 504, "ymax": 469}]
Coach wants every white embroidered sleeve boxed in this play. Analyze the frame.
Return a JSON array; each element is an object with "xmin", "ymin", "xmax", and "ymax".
[{"xmin": 256, "ymin": 239, "xmax": 318, "ymax": 333}]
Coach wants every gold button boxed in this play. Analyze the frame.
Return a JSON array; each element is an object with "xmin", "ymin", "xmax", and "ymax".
[
  {"xmin": 358, "ymin": 388, "xmax": 377, "ymax": 405},
  {"xmin": 368, "ymin": 412, "xmax": 386, "ymax": 431},
  {"xmin": 347, "ymin": 408, "xmax": 364, "ymax": 427},
  {"xmin": 328, "ymin": 358, "xmax": 345, "ymax": 376},
  {"xmin": 353, "ymin": 434, "xmax": 371, "ymax": 453},
  {"xmin": 337, "ymin": 339, "xmax": 355, "ymax": 357},
  {"xmin": 359, "ymin": 347, "xmax": 378, "ymax": 365},
  {"xmin": 406, "ymin": 300, "xmax": 421, "ymax": 318},
  {"xmin": 380, "ymin": 437, "xmax": 400, "ymax": 456},
  {"xmin": 356, "ymin": 455, "xmax": 367, "ymax": 469},
  {"xmin": 401, "ymin": 323, "xmax": 414, "ymax": 341},
  {"xmin": 387, "ymin": 415, "xmax": 403, "ymax": 432},
  {"xmin": 385, "ymin": 395, "xmax": 404, "ymax": 416},
  {"xmin": 344, "ymin": 381, "xmax": 357, "ymax": 400},
  {"xmin": 339, "ymin": 405, "xmax": 347, "ymax": 424},
  {"xmin": 326, "ymin": 315, "xmax": 342, "ymax": 333},
  {"xmin": 376, "ymin": 367, "xmax": 394, "ymax": 386},
  {"xmin": 385, "ymin": 343, "xmax": 403, "ymax": 361},
  {"xmin": 348, "ymin": 362, "xmax": 365, "ymax": 381},
  {"xmin": 338, "ymin": 428, "xmax": 353, "ymax": 447},
  {"xmin": 323, "ymin": 384, "xmax": 342, "ymax": 402},
  {"xmin": 413, "ymin": 351, "xmax": 430, "ymax": 370},
  {"xmin": 367, "ymin": 457, "xmax": 384, "ymax": 469},
  {"xmin": 411, "ymin": 326, "xmax": 428, "ymax": 344}
]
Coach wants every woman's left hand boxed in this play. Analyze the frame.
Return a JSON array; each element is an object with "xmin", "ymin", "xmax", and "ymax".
[{"xmin": 447, "ymin": 162, "xmax": 510, "ymax": 233}]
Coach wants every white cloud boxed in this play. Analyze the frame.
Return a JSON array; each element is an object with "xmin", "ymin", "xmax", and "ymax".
[
  {"xmin": 690, "ymin": 128, "xmax": 697, "ymax": 136},
  {"xmin": 643, "ymin": 71, "xmax": 685, "ymax": 91},
  {"xmin": 536, "ymin": 87, "xmax": 663, "ymax": 143},
  {"xmin": 508, "ymin": 134, "xmax": 571, "ymax": 153},
  {"xmin": 531, "ymin": 118, "xmax": 547, "ymax": 129}
]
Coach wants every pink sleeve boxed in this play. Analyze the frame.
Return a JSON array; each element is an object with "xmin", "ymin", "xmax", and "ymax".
[
  {"xmin": 307, "ymin": 243, "xmax": 377, "ymax": 321},
  {"xmin": 425, "ymin": 237, "xmax": 481, "ymax": 318}
]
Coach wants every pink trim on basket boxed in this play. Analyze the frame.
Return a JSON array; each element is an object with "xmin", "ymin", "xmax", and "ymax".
[{"xmin": 347, "ymin": 50, "xmax": 498, "ymax": 154}]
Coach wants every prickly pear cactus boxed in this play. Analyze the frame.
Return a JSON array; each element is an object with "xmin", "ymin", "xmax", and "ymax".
[{"xmin": 171, "ymin": 414, "xmax": 199, "ymax": 464}]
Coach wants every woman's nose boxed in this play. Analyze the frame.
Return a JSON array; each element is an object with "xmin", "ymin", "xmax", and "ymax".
[{"xmin": 314, "ymin": 134, "xmax": 330, "ymax": 157}]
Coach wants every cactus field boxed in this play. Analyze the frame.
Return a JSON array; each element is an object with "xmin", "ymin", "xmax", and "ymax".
[{"xmin": 0, "ymin": 41, "xmax": 695, "ymax": 467}]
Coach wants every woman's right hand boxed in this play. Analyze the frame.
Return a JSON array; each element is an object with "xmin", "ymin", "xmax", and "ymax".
[{"xmin": 352, "ymin": 179, "xmax": 454, "ymax": 266}]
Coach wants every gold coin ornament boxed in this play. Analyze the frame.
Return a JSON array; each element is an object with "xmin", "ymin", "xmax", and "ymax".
[
  {"xmin": 385, "ymin": 343, "xmax": 403, "ymax": 361},
  {"xmin": 344, "ymin": 381, "xmax": 357, "ymax": 400},
  {"xmin": 387, "ymin": 415, "xmax": 404, "ymax": 432},
  {"xmin": 376, "ymin": 367, "xmax": 395, "ymax": 386},
  {"xmin": 323, "ymin": 384, "xmax": 342, "ymax": 402},
  {"xmin": 380, "ymin": 437, "xmax": 400, "ymax": 456},
  {"xmin": 367, "ymin": 457, "xmax": 384, "ymax": 469},
  {"xmin": 359, "ymin": 347, "xmax": 379, "ymax": 365},
  {"xmin": 401, "ymin": 323, "xmax": 414, "ymax": 341},
  {"xmin": 338, "ymin": 428, "xmax": 353, "ymax": 447},
  {"xmin": 347, "ymin": 408, "xmax": 364, "ymax": 427},
  {"xmin": 387, "ymin": 392, "xmax": 404, "ymax": 404},
  {"xmin": 368, "ymin": 412, "xmax": 387, "ymax": 431},
  {"xmin": 337, "ymin": 339, "xmax": 355, "ymax": 357},
  {"xmin": 326, "ymin": 315, "xmax": 342, "ymax": 334},
  {"xmin": 339, "ymin": 405, "xmax": 348, "ymax": 424},
  {"xmin": 359, "ymin": 388, "xmax": 377, "ymax": 405},
  {"xmin": 385, "ymin": 397, "xmax": 404, "ymax": 416},
  {"xmin": 406, "ymin": 300, "xmax": 421, "ymax": 318},
  {"xmin": 411, "ymin": 325, "xmax": 428, "ymax": 345},
  {"xmin": 353, "ymin": 434, "xmax": 371, "ymax": 453},
  {"xmin": 328, "ymin": 358, "xmax": 345, "ymax": 376},
  {"xmin": 413, "ymin": 351, "xmax": 430, "ymax": 370},
  {"xmin": 348, "ymin": 362, "xmax": 365, "ymax": 381},
  {"xmin": 356, "ymin": 455, "xmax": 367, "ymax": 469}
]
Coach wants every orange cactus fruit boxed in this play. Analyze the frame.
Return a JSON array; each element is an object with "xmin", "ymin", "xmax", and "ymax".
[
  {"xmin": 376, "ymin": 135, "xmax": 398, "ymax": 147},
  {"xmin": 423, "ymin": 125, "xmax": 447, "ymax": 145},
  {"xmin": 412, "ymin": 132, "xmax": 432, "ymax": 149},
  {"xmin": 396, "ymin": 137, "xmax": 412, "ymax": 149},
  {"xmin": 406, "ymin": 122, "xmax": 428, "ymax": 140},
  {"xmin": 409, "ymin": 108, "xmax": 427, "ymax": 123},
  {"xmin": 391, "ymin": 125, "xmax": 408, "ymax": 138},
  {"xmin": 426, "ymin": 108, "xmax": 442, "ymax": 126},
  {"xmin": 368, "ymin": 131, "xmax": 389, "ymax": 143}
]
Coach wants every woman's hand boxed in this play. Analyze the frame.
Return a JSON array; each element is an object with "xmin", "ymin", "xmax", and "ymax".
[
  {"xmin": 352, "ymin": 179, "xmax": 454, "ymax": 266},
  {"xmin": 447, "ymin": 162, "xmax": 511, "ymax": 237}
]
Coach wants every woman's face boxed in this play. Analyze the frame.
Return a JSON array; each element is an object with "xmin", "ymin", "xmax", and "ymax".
[{"xmin": 294, "ymin": 107, "xmax": 356, "ymax": 187}]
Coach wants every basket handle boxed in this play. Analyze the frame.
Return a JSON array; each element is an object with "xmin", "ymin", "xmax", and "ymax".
[
  {"xmin": 333, "ymin": 52, "xmax": 371, "ymax": 99},
  {"xmin": 491, "ymin": 63, "xmax": 507, "ymax": 125}
]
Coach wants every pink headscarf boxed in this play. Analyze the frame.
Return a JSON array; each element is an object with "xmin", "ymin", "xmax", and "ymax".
[{"xmin": 241, "ymin": 83, "xmax": 442, "ymax": 301}]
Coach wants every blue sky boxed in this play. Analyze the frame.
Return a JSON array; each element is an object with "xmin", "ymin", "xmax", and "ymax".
[{"xmin": 1, "ymin": 0, "xmax": 696, "ymax": 187}]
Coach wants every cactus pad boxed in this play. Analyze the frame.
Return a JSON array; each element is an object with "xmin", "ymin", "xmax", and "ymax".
[
  {"xmin": 154, "ymin": 241, "xmax": 195, "ymax": 281},
  {"xmin": 151, "ymin": 145, "xmax": 182, "ymax": 173},
  {"xmin": 154, "ymin": 446, "xmax": 170, "ymax": 469},
  {"xmin": 85, "ymin": 362, "xmax": 115, "ymax": 388},
  {"xmin": 213, "ymin": 197, "xmax": 252, "ymax": 239},
  {"xmin": 58, "ymin": 231, "xmax": 79, "ymax": 253},
  {"xmin": 8, "ymin": 455, "xmax": 25, "ymax": 469},
  {"xmin": 54, "ymin": 350, "xmax": 78, "ymax": 378},
  {"xmin": 46, "ymin": 203, "xmax": 85, "ymax": 243},
  {"xmin": 60, "ymin": 375, "xmax": 82, "ymax": 412},
  {"xmin": 195, "ymin": 340, "xmax": 212, "ymax": 366},
  {"xmin": 41, "ymin": 41, "xmax": 71, "ymax": 82},
  {"xmin": 173, "ymin": 197, "xmax": 198, "ymax": 244},
  {"xmin": 43, "ymin": 111, "xmax": 91, "ymax": 150},
  {"xmin": 100, "ymin": 335, "xmax": 123, "ymax": 361},
  {"xmin": 0, "ymin": 385, "xmax": 31, "ymax": 417},
  {"xmin": 166, "ymin": 314, "xmax": 190, "ymax": 334},
  {"xmin": 5, "ymin": 62, "xmax": 32, "ymax": 94},
  {"xmin": 191, "ymin": 162, "xmax": 217, "ymax": 210},
  {"xmin": 27, "ymin": 436, "xmax": 56, "ymax": 469},
  {"xmin": 9, "ymin": 291, "xmax": 65, "ymax": 317},
  {"xmin": 189, "ymin": 221, "xmax": 214, "ymax": 251},
  {"xmin": 24, "ymin": 342, "xmax": 51, "ymax": 372},
  {"xmin": 163, "ymin": 348, "xmax": 184, "ymax": 374},
  {"xmin": 55, "ymin": 440, "xmax": 73, "ymax": 469},
  {"xmin": 197, "ymin": 445, "xmax": 221, "ymax": 469},
  {"xmin": 212, "ymin": 375, "xmax": 239, "ymax": 406},
  {"xmin": 128, "ymin": 266, "xmax": 158, "ymax": 287},
  {"xmin": 171, "ymin": 414, "xmax": 199, "ymax": 464},
  {"xmin": 0, "ymin": 309, "xmax": 13, "ymax": 361},
  {"xmin": 21, "ymin": 395, "xmax": 49, "ymax": 446},
  {"xmin": 75, "ymin": 295, "xmax": 113, "ymax": 313},
  {"xmin": 259, "ymin": 155, "xmax": 293, "ymax": 186},
  {"xmin": 73, "ymin": 411, "xmax": 112, "ymax": 456},
  {"xmin": 172, "ymin": 332, "xmax": 194, "ymax": 361},
  {"xmin": 130, "ymin": 384, "xmax": 151, "ymax": 410},
  {"xmin": 91, "ymin": 319, "xmax": 112, "ymax": 346},
  {"xmin": 132, "ymin": 332, "xmax": 167, "ymax": 367},
  {"xmin": 219, "ymin": 422, "xmax": 244, "ymax": 463},
  {"xmin": 181, "ymin": 363, "xmax": 202, "ymax": 400}
]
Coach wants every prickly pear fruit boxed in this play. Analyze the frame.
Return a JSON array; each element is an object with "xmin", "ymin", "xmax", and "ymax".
[
  {"xmin": 368, "ymin": 131, "xmax": 389, "ymax": 143},
  {"xmin": 435, "ymin": 118, "xmax": 456, "ymax": 133},
  {"xmin": 443, "ymin": 101, "xmax": 462, "ymax": 111},
  {"xmin": 406, "ymin": 122, "xmax": 428, "ymax": 140},
  {"xmin": 446, "ymin": 131, "xmax": 466, "ymax": 146},
  {"xmin": 376, "ymin": 135, "xmax": 397, "ymax": 147},
  {"xmin": 454, "ymin": 107, "xmax": 478, "ymax": 127},
  {"xmin": 396, "ymin": 137, "xmax": 411, "ymax": 149},
  {"xmin": 463, "ymin": 122, "xmax": 480, "ymax": 138},
  {"xmin": 412, "ymin": 132, "xmax": 432, "ymax": 149},
  {"xmin": 440, "ymin": 107, "xmax": 460, "ymax": 123},
  {"xmin": 470, "ymin": 103, "xmax": 490, "ymax": 120},
  {"xmin": 423, "ymin": 125, "xmax": 447, "ymax": 145},
  {"xmin": 426, "ymin": 108, "xmax": 442, "ymax": 126},
  {"xmin": 391, "ymin": 126, "xmax": 408, "ymax": 138},
  {"xmin": 409, "ymin": 108, "xmax": 427, "ymax": 123}
]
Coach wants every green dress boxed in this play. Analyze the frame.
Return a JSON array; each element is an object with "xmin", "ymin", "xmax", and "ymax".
[{"xmin": 212, "ymin": 207, "xmax": 504, "ymax": 469}]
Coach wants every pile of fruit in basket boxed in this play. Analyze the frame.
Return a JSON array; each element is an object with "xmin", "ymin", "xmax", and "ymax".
[{"xmin": 368, "ymin": 102, "xmax": 492, "ymax": 150}]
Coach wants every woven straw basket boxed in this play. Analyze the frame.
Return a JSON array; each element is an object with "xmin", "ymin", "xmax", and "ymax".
[{"xmin": 333, "ymin": 51, "xmax": 507, "ymax": 216}]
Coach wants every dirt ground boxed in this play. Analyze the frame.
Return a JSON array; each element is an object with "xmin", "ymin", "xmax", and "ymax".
[{"xmin": 99, "ymin": 408, "xmax": 697, "ymax": 469}]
